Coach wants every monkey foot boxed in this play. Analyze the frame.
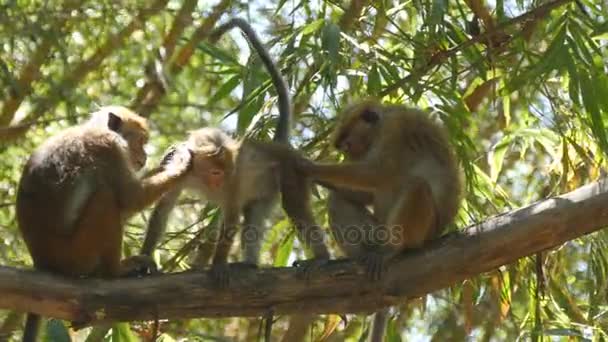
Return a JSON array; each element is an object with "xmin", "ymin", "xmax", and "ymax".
[
  {"xmin": 120, "ymin": 255, "xmax": 159, "ymax": 278},
  {"xmin": 358, "ymin": 251, "xmax": 388, "ymax": 282},
  {"xmin": 292, "ymin": 258, "xmax": 329, "ymax": 281}
]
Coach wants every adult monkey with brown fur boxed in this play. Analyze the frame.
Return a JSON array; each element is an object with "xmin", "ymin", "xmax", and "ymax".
[
  {"xmin": 298, "ymin": 100, "xmax": 462, "ymax": 342},
  {"xmin": 141, "ymin": 18, "xmax": 329, "ymax": 287},
  {"xmin": 16, "ymin": 106, "xmax": 193, "ymax": 342}
]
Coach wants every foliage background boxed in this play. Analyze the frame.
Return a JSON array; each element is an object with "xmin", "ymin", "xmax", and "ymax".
[{"xmin": 1, "ymin": 0, "xmax": 608, "ymax": 341}]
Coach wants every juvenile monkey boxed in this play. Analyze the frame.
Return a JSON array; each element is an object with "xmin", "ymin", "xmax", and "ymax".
[
  {"xmin": 141, "ymin": 18, "xmax": 329, "ymax": 287},
  {"xmin": 16, "ymin": 106, "xmax": 192, "ymax": 342},
  {"xmin": 299, "ymin": 100, "xmax": 462, "ymax": 342}
]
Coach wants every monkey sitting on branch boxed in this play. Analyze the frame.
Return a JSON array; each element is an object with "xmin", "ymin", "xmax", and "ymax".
[
  {"xmin": 290, "ymin": 100, "xmax": 463, "ymax": 342},
  {"xmin": 16, "ymin": 106, "xmax": 193, "ymax": 342},
  {"xmin": 141, "ymin": 18, "xmax": 330, "ymax": 289}
]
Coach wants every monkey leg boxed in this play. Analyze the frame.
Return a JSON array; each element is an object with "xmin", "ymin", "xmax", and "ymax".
[
  {"xmin": 210, "ymin": 209, "xmax": 241, "ymax": 289},
  {"xmin": 386, "ymin": 177, "xmax": 437, "ymax": 251},
  {"xmin": 280, "ymin": 164, "xmax": 330, "ymax": 279},
  {"xmin": 327, "ymin": 190, "xmax": 377, "ymax": 258},
  {"xmin": 241, "ymin": 199, "xmax": 276, "ymax": 266},
  {"xmin": 363, "ymin": 177, "xmax": 437, "ymax": 281}
]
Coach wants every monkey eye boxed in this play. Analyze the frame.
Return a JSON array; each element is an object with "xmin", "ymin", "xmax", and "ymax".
[
  {"xmin": 360, "ymin": 109, "xmax": 379, "ymax": 124},
  {"xmin": 209, "ymin": 169, "xmax": 223, "ymax": 176}
]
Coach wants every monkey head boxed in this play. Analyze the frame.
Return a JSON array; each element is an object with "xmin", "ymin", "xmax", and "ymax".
[
  {"xmin": 185, "ymin": 128, "xmax": 238, "ymax": 191},
  {"xmin": 88, "ymin": 106, "xmax": 150, "ymax": 170},
  {"xmin": 332, "ymin": 100, "xmax": 382, "ymax": 160}
]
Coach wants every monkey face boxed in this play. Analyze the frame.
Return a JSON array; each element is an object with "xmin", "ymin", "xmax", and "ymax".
[
  {"xmin": 334, "ymin": 111, "xmax": 379, "ymax": 160},
  {"xmin": 192, "ymin": 153, "xmax": 228, "ymax": 191}
]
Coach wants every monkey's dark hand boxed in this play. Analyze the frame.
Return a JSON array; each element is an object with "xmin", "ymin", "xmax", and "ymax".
[
  {"xmin": 161, "ymin": 143, "xmax": 193, "ymax": 174},
  {"xmin": 358, "ymin": 251, "xmax": 388, "ymax": 282},
  {"xmin": 292, "ymin": 257, "xmax": 329, "ymax": 282},
  {"xmin": 120, "ymin": 255, "xmax": 159, "ymax": 277}
]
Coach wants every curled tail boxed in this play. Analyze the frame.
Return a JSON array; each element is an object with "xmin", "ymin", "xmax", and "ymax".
[
  {"xmin": 22, "ymin": 313, "xmax": 40, "ymax": 342},
  {"xmin": 210, "ymin": 18, "xmax": 292, "ymax": 144}
]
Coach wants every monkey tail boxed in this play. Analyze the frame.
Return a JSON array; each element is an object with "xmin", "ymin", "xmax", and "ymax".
[
  {"xmin": 210, "ymin": 18, "xmax": 292, "ymax": 144},
  {"xmin": 369, "ymin": 309, "xmax": 388, "ymax": 342},
  {"xmin": 22, "ymin": 313, "xmax": 40, "ymax": 342}
]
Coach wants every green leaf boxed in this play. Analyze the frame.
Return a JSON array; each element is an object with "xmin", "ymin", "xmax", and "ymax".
[
  {"xmin": 322, "ymin": 21, "xmax": 341, "ymax": 65},
  {"xmin": 44, "ymin": 320, "xmax": 71, "ymax": 342},
  {"xmin": 111, "ymin": 323, "xmax": 137, "ymax": 342},
  {"xmin": 367, "ymin": 64, "xmax": 381, "ymax": 95},
  {"xmin": 489, "ymin": 137, "xmax": 511, "ymax": 182},
  {"xmin": 301, "ymin": 19, "xmax": 324, "ymax": 35},
  {"xmin": 197, "ymin": 42, "xmax": 240, "ymax": 65},
  {"xmin": 429, "ymin": 0, "xmax": 447, "ymax": 30},
  {"xmin": 273, "ymin": 233, "xmax": 294, "ymax": 267},
  {"xmin": 580, "ymin": 72, "xmax": 608, "ymax": 155},
  {"xmin": 208, "ymin": 75, "xmax": 241, "ymax": 104}
]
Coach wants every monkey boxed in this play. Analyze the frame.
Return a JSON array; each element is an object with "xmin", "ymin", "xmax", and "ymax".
[
  {"xmin": 16, "ymin": 106, "xmax": 193, "ymax": 342},
  {"xmin": 294, "ymin": 100, "xmax": 462, "ymax": 342},
  {"xmin": 141, "ymin": 18, "xmax": 330, "ymax": 290}
]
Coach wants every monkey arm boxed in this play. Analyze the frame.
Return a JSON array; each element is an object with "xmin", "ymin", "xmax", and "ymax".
[
  {"xmin": 141, "ymin": 188, "xmax": 183, "ymax": 256},
  {"xmin": 303, "ymin": 161, "xmax": 388, "ymax": 193},
  {"xmin": 110, "ymin": 145, "xmax": 192, "ymax": 216}
]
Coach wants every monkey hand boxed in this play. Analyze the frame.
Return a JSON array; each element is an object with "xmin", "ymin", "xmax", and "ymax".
[
  {"xmin": 358, "ymin": 251, "xmax": 388, "ymax": 282},
  {"xmin": 161, "ymin": 144, "xmax": 193, "ymax": 175},
  {"xmin": 119, "ymin": 255, "xmax": 159, "ymax": 277},
  {"xmin": 292, "ymin": 257, "xmax": 329, "ymax": 282}
]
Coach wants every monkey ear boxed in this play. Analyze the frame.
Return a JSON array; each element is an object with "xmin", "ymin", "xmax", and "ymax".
[
  {"xmin": 107, "ymin": 112, "xmax": 123, "ymax": 132},
  {"xmin": 360, "ymin": 109, "xmax": 379, "ymax": 124}
]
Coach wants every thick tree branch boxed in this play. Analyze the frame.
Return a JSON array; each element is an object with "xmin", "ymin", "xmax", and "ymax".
[{"xmin": 1, "ymin": 179, "xmax": 608, "ymax": 324}]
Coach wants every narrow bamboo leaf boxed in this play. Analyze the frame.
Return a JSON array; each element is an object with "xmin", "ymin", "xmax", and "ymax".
[
  {"xmin": 429, "ymin": 0, "xmax": 447, "ymax": 29},
  {"xmin": 367, "ymin": 64, "xmax": 381, "ymax": 95},
  {"xmin": 273, "ymin": 233, "xmax": 294, "ymax": 267},
  {"xmin": 386, "ymin": 315, "xmax": 402, "ymax": 342},
  {"xmin": 197, "ymin": 42, "xmax": 240, "ymax": 65},
  {"xmin": 111, "ymin": 323, "xmax": 137, "ymax": 342},
  {"xmin": 489, "ymin": 137, "xmax": 511, "ymax": 182},
  {"xmin": 301, "ymin": 19, "xmax": 324, "ymax": 35},
  {"xmin": 44, "ymin": 320, "xmax": 70, "ymax": 342},
  {"xmin": 208, "ymin": 75, "xmax": 241, "ymax": 104},
  {"xmin": 322, "ymin": 21, "xmax": 340, "ymax": 65},
  {"xmin": 580, "ymin": 73, "xmax": 608, "ymax": 155}
]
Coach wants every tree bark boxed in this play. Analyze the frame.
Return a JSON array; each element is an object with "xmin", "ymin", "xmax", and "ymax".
[{"xmin": 1, "ymin": 178, "xmax": 608, "ymax": 325}]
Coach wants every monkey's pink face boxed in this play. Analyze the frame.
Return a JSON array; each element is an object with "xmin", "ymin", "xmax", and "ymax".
[
  {"xmin": 192, "ymin": 155, "xmax": 226, "ymax": 191},
  {"xmin": 123, "ymin": 130, "xmax": 148, "ymax": 170}
]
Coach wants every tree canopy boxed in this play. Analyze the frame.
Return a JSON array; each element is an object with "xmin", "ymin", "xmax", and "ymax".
[{"xmin": 1, "ymin": 0, "xmax": 608, "ymax": 341}]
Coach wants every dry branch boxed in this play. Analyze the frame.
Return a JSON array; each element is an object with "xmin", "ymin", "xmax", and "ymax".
[{"xmin": 1, "ymin": 179, "xmax": 608, "ymax": 325}]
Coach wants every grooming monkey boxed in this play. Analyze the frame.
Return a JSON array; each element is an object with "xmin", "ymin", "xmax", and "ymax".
[
  {"xmin": 16, "ymin": 106, "xmax": 193, "ymax": 342},
  {"xmin": 141, "ymin": 18, "xmax": 329, "ymax": 287},
  {"xmin": 298, "ymin": 100, "xmax": 462, "ymax": 342}
]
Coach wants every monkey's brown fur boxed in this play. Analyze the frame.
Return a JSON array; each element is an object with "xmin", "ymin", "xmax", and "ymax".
[
  {"xmin": 143, "ymin": 128, "xmax": 330, "ymax": 288},
  {"xmin": 16, "ymin": 106, "xmax": 192, "ymax": 341},
  {"xmin": 299, "ymin": 100, "xmax": 462, "ymax": 342},
  {"xmin": 305, "ymin": 100, "xmax": 461, "ymax": 265}
]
